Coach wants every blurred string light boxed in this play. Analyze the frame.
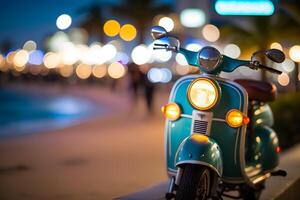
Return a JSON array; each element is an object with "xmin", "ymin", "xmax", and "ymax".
[
  {"xmin": 185, "ymin": 43, "xmax": 202, "ymax": 51},
  {"xmin": 23, "ymin": 40, "xmax": 37, "ymax": 51},
  {"xmin": 277, "ymin": 72, "xmax": 290, "ymax": 86},
  {"xmin": 289, "ymin": 45, "xmax": 300, "ymax": 62},
  {"xmin": 0, "ymin": 54, "xmax": 4, "ymax": 67},
  {"xmin": 28, "ymin": 50, "xmax": 44, "ymax": 65},
  {"xmin": 202, "ymin": 24, "xmax": 220, "ymax": 42},
  {"xmin": 92, "ymin": 65, "xmax": 107, "ymax": 78},
  {"xmin": 88, "ymin": 43, "xmax": 103, "ymax": 64},
  {"xmin": 175, "ymin": 53, "xmax": 188, "ymax": 66},
  {"xmin": 59, "ymin": 65, "xmax": 73, "ymax": 77},
  {"xmin": 282, "ymin": 59, "xmax": 295, "ymax": 72},
  {"xmin": 56, "ymin": 14, "xmax": 72, "ymax": 30},
  {"xmin": 6, "ymin": 51, "xmax": 16, "ymax": 64},
  {"xmin": 224, "ymin": 44, "xmax": 241, "ymax": 58},
  {"xmin": 131, "ymin": 44, "xmax": 151, "ymax": 65},
  {"xmin": 158, "ymin": 17, "xmax": 174, "ymax": 32},
  {"xmin": 270, "ymin": 42, "xmax": 283, "ymax": 51},
  {"xmin": 101, "ymin": 44, "xmax": 117, "ymax": 62},
  {"xmin": 108, "ymin": 62, "xmax": 126, "ymax": 79},
  {"xmin": 180, "ymin": 8, "xmax": 206, "ymax": 28},
  {"xmin": 43, "ymin": 52, "xmax": 60, "ymax": 69},
  {"xmin": 76, "ymin": 63, "xmax": 92, "ymax": 79},
  {"xmin": 215, "ymin": 0, "xmax": 275, "ymax": 16},
  {"xmin": 48, "ymin": 31, "xmax": 70, "ymax": 52},
  {"xmin": 60, "ymin": 42, "xmax": 79, "ymax": 65},
  {"xmin": 13, "ymin": 50, "xmax": 29, "ymax": 68},
  {"xmin": 119, "ymin": 24, "xmax": 137, "ymax": 41},
  {"xmin": 103, "ymin": 20, "xmax": 120, "ymax": 37},
  {"xmin": 147, "ymin": 67, "xmax": 172, "ymax": 83}
]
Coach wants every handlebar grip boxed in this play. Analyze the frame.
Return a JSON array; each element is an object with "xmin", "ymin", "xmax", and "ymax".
[{"xmin": 258, "ymin": 64, "xmax": 282, "ymax": 75}]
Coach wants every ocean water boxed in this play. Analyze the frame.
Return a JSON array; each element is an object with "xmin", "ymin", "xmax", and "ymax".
[{"xmin": 0, "ymin": 88, "xmax": 104, "ymax": 137}]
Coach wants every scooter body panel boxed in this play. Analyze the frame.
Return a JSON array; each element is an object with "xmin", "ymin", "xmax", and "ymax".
[
  {"xmin": 175, "ymin": 134, "xmax": 223, "ymax": 177},
  {"xmin": 165, "ymin": 74, "xmax": 249, "ymax": 183}
]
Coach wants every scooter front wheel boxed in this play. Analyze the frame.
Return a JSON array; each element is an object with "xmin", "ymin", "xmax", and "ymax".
[{"xmin": 175, "ymin": 164, "xmax": 210, "ymax": 200}]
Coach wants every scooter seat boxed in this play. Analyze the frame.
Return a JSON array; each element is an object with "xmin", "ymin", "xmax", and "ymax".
[{"xmin": 235, "ymin": 79, "xmax": 277, "ymax": 102}]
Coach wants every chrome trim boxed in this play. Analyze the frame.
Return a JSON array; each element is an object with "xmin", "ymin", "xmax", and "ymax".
[{"xmin": 181, "ymin": 114, "xmax": 226, "ymax": 123}]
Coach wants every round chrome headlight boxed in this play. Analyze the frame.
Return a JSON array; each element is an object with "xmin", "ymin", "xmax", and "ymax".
[
  {"xmin": 198, "ymin": 46, "xmax": 222, "ymax": 72},
  {"xmin": 188, "ymin": 78, "xmax": 219, "ymax": 110}
]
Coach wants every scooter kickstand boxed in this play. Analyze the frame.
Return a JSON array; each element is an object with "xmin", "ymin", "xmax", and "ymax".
[{"xmin": 165, "ymin": 176, "xmax": 176, "ymax": 200}]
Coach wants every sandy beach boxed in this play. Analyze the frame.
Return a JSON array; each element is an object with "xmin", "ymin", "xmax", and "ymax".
[{"xmin": 0, "ymin": 84, "xmax": 169, "ymax": 200}]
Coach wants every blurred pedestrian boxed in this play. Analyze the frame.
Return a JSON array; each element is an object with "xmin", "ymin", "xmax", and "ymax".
[
  {"xmin": 128, "ymin": 62, "xmax": 142, "ymax": 105},
  {"xmin": 141, "ymin": 70, "xmax": 156, "ymax": 115}
]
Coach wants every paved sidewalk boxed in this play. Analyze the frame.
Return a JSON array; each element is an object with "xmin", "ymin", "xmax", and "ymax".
[{"xmin": 0, "ymin": 84, "xmax": 170, "ymax": 200}]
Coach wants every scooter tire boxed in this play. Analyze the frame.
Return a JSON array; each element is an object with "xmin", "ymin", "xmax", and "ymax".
[{"xmin": 175, "ymin": 164, "xmax": 210, "ymax": 200}]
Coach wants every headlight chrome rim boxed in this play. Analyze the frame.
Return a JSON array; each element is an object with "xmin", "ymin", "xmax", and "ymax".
[{"xmin": 187, "ymin": 77, "xmax": 220, "ymax": 110}]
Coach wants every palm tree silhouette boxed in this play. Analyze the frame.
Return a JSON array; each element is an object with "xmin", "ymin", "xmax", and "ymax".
[
  {"xmin": 111, "ymin": 0, "xmax": 173, "ymax": 44},
  {"xmin": 218, "ymin": 2, "xmax": 300, "ymax": 81}
]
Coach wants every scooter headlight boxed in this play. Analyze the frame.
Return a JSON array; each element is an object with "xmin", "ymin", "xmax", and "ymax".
[{"xmin": 188, "ymin": 78, "xmax": 219, "ymax": 110}]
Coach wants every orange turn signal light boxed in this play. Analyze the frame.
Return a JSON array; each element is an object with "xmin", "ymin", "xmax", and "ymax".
[
  {"xmin": 161, "ymin": 103, "xmax": 181, "ymax": 121},
  {"xmin": 226, "ymin": 109, "xmax": 249, "ymax": 128}
]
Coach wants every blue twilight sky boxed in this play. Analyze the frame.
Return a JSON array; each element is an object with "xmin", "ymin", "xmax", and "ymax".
[{"xmin": 0, "ymin": 0, "xmax": 122, "ymax": 51}]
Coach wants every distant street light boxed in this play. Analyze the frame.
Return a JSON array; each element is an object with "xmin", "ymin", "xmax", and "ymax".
[
  {"xmin": 56, "ymin": 14, "xmax": 72, "ymax": 30},
  {"xmin": 180, "ymin": 8, "xmax": 206, "ymax": 28},
  {"xmin": 270, "ymin": 42, "xmax": 283, "ymax": 51},
  {"xmin": 289, "ymin": 45, "xmax": 300, "ymax": 92},
  {"xmin": 119, "ymin": 24, "xmax": 137, "ymax": 41},
  {"xmin": 103, "ymin": 20, "xmax": 120, "ymax": 37},
  {"xmin": 158, "ymin": 17, "xmax": 174, "ymax": 32}
]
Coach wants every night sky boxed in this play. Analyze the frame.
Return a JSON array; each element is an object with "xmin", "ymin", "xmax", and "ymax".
[{"xmin": 0, "ymin": 0, "xmax": 120, "ymax": 51}]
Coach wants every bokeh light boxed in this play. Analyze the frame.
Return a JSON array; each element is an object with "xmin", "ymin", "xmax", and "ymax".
[
  {"xmin": 101, "ymin": 44, "xmax": 117, "ymax": 62},
  {"xmin": 119, "ymin": 24, "xmax": 137, "ymax": 41},
  {"xmin": 23, "ymin": 40, "xmax": 37, "ymax": 51},
  {"xmin": 158, "ymin": 17, "xmax": 174, "ymax": 32},
  {"xmin": 202, "ymin": 24, "xmax": 220, "ymax": 42},
  {"xmin": 115, "ymin": 52, "xmax": 130, "ymax": 65},
  {"xmin": 13, "ymin": 50, "xmax": 29, "ymax": 68},
  {"xmin": 224, "ymin": 44, "xmax": 241, "ymax": 58},
  {"xmin": 76, "ymin": 64, "xmax": 92, "ymax": 79},
  {"xmin": 48, "ymin": 31, "xmax": 70, "ymax": 52},
  {"xmin": 278, "ymin": 72, "xmax": 290, "ymax": 86},
  {"xmin": 289, "ymin": 45, "xmax": 300, "ymax": 62},
  {"xmin": 131, "ymin": 45, "xmax": 151, "ymax": 65},
  {"xmin": 60, "ymin": 42, "xmax": 79, "ymax": 65},
  {"xmin": 160, "ymin": 68, "xmax": 172, "ymax": 83},
  {"xmin": 282, "ymin": 59, "xmax": 295, "ymax": 72},
  {"xmin": 92, "ymin": 65, "xmax": 107, "ymax": 78},
  {"xmin": 108, "ymin": 62, "xmax": 126, "ymax": 79},
  {"xmin": 185, "ymin": 43, "xmax": 202, "ymax": 51},
  {"xmin": 175, "ymin": 53, "xmax": 188, "ymax": 66},
  {"xmin": 56, "ymin": 14, "xmax": 72, "ymax": 30},
  {"xmin": 28, "ymin": 50, "xmax": 44, "ymax": 65},
  {"xmin": 43, "ymin": 52, "xmax": 60, "ymax": 69},
  {"xmin": 59, "ymin": 65, "xmax": 74, "ymax": 77},
  {"xmin": 103, "ymin": 20, "xmax": 121, "ymax": 37},
  {"xmin": 270, "ymin": 42, "xmax": 283, "ymax": 51},
  {"xmin": 180, "ymin": 8, "xmax": 206, "ymax": 28},
  {"xmin": 6, "ymin": 51, "xmax": 16, "ymax": 64},
  {"xmin": 147, "ymin": 68, "xmax": 163, "ymax": 83}
]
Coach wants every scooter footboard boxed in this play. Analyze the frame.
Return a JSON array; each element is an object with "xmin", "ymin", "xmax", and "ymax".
[{"xmin": 175, "ymin": 134, "xmax": 223, "ymax": 177}]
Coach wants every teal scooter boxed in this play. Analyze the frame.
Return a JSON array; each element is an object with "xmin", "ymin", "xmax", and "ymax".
[{"xmin": 151, "ymin": 26, "xmax": 287, "ymax": 200}]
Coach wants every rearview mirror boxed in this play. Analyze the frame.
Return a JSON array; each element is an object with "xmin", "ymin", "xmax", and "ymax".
[
  {"xmin": 151, "ymin": 26, "xmax": 168, "ymax": 40},
  {"xmin": 266, "ymin": 49, "xmax": 285, "ymax": 63}
]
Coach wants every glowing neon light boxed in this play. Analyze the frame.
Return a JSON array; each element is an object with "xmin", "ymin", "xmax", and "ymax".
[{"xmin": 215, "ymin": 0, "xmax": 275, "ymax": 16}]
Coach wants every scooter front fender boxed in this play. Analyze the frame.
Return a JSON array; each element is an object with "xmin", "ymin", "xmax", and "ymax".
[{"xmin": 175, "ymin": 134, "xmax": 223, "ymax": 177}]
